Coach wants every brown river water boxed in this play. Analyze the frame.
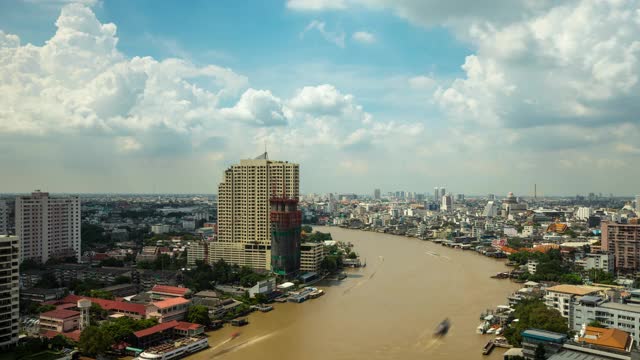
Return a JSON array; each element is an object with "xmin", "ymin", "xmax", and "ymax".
[{"xmin": 188, "ymin": 226, "xmax": 520, "ymax": 360}]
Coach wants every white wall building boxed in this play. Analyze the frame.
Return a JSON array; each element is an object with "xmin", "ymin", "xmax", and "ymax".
[
  {"xmin": 0, "ymin": 235, "xmax": 19, "ymax": 349},
  {"xmin": 572, "ymin": 296, "xmax": 640, "ymax": 344},
  {"xmin": 576, "ymin": 207, "xmax": 593, "ymax": 221},
  {"xmin": 482, "ymin": 201, "xmax": 498, "ymax": 218},
  {"xmin": 16, "ymin": 191, "xmax": 81, "ymax": 263},
  {"xmin": 576, "ymin": 253, "xmax": 614, "ymax": 273},
  {"xmin": 441, "ymin": 195, "xmax": 453, "ymax": 211},
  {"xmin": 527, "ymin": 260, "xmax": 538, "ymax": 274},
  {"xmin": 300, "ymin": 242, "xmax": 324, "ymax": 272},
  {"xmin": 544, "ymin": 285, "xmax": 603, "ymax": 320}
]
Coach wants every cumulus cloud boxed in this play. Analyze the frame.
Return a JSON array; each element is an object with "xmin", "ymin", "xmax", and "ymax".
[
  {"xmin": 300, "ymin": 20, "xmax": 345, "ymax": 47},
  {"xmin": 352, "ymin": 31, "xmax": 376, "ymax": 44},
  {"xmin": 287, "ymin": 0, "xmax": 347, "ymax": 11},
  {"xmin": 220, "ymin": 89, "xmax": 287, "ymax": 127}
]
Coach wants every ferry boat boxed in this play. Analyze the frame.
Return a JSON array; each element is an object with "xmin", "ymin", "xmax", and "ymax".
[
  {"xmin": 136, "ymin": 336, "xmax": 208, "ymax": 360},
  {"xmin": 230, "ymin": 318, "xmax": 248, "ymax": 326},
  {"xmin": 308, "ymin": 289, "xmax": 324, "ymax": 299}
]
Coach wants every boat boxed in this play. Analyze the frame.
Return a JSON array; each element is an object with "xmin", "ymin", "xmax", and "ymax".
[
  {"xmin": 251, "ymin": 304, "xmax": 273, "ymax": 312},
  {"xmin": 230, "ymin": 332, "xmax": 240, "ymax": 340},
  {"xmin": 230, "ymin": 318, "xmax": 248, "ymax": 327},
  {"xmin": 434, "ymin": 318, "xmax": 450, "ymax": 337},
  {"xmin": 482, "ymin": 340, "xmax": 495, "ymax": 355},
  {"xmin": 136, "ymin": 336, "xmax": 208, "ymax": 360},
  {"xmin": 486, "ymin": 328, "xmax": 495, "ymax": 334},
  {"xmin": 495, "ymin": 327, "xmax": 503, "ymax": 335},
  {"xmin": 308, "ymin": 289, "xmax": 324, "ymax": 299}
]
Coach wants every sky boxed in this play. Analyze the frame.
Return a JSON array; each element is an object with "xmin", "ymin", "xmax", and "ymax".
[{"xmin": 0, "ymin": 0, "xmax": 639, "ymax": 196}]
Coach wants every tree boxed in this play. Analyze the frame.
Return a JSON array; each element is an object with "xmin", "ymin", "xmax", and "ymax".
[
  {"xmin": 534, "ymin": 343, "xmax": 546, "ymax": 360},
  {"xmin": 89, "ymin": 303, "xmax": 108, "ymax": 323},
  {"xmin": 588, "ymin": 320, "xmax": 606, "ymax": 328},
  {"xmin": 50, "ymin": 334, "xmax": 73, "ymax": 350},
  {"xmin": 79, "ymin": 325, "xmax": 114, "ymax": 356},
  {"xmin": 301, "ymin": 225, "xmax": 313, "ymax": 234},
  {"xmin": 88, "ymin": 290, "xmax": 114, "ymax": 300},
  {"xmin": 348, "ymin": 252, "xmax": 358, "ymax": 259},
  {"xmin": 37, "ymin": 304, "xmax": 57, "ymax": 313},
  {"xmin": 504, "ymin": 299, "xmax": 568, "ymax": 346},
  {"xmin": 186, "ymin": 305, "xmax": 211, "ymax": 327},
  {"xmin": 99, "ymin": 258, "xmax": 124, "ymax": 267},
  {"xmin": 34, "ymin": 272, "xmax": 60, "ymax": 289},
  {"xmin": 114, "ymin": 275, "xmax": 131, "ymax": 284}
]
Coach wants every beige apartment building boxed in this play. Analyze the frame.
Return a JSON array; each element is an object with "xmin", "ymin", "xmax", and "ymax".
[
  {"xmin": 601, "ymin": 220, "xmax": 640, "ymax": 272},
  {"xmin": 0, "ymin": 235, "xmax": 19, "ymax": 349},
  {"xmin": 211, "ymin": 154, "xmax": 299, "ymax": 270},
  {"xmin": 16, "ymin": 191, "xmax": 81, "ymax": 263},
  {"xmin": 300, "ymin": 242, "xmax": 324, "ymax": 273},
  {"xmin": 0, "ymin": 201, "xmax": 7, "ymax": 235}
]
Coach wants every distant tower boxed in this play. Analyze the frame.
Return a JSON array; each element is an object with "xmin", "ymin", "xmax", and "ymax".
[
  {"xmin": 434, "ymin": 187, "xmax": 439, "ymax": 201},
  {"xmin": 78, "ymin": 299, "xmax": 92, "ymax": 330},
  {"xmin": 534, "ymin": 184, "xmax": 537, "ymax": 199}
]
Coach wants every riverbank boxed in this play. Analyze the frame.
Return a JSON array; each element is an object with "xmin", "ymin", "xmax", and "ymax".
[{"xmin": 189, "ymin": 226, "xmax": 520, "ymax": 360}]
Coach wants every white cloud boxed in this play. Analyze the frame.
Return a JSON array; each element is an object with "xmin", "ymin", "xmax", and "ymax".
[
  {"xmin": 219, "ymin": 89, "xmax": 287, "ymax": 127},
  {"xmin": 408, "ymin": 75, "xmax": 435, "ymax": 90},
  {"xmin": 352, "ymin": 31, "xmax": 376, "ymax": 44},
  {"xmin": 287, "ymin": 0, "xmax": 347, "ymax": 11},
  {"xmin": 300, "ymin": 20, "xmax": 345, "ymax": 47}
]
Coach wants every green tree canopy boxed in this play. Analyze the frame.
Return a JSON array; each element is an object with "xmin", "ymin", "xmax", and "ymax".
[
  {"xmin": 186, "ymin": 305, "xmax": 211, "ymax": 327},
  {"xmin": 504, "ymin": 299, "xmax": 569, "ymax": 347},
  {"xmin": 79, "ymin": 325, "xmax": 114, "ymax": 356}
]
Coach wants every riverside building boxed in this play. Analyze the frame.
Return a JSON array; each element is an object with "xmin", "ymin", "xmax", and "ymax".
[{"xmin": 210, "ymin": 153, "xmax": 299, "ymax": 271}]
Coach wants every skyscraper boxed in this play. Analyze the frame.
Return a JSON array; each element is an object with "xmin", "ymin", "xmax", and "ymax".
[
  {"xmin": 434, "ymin": 187, "xmax": 439, "ymax": 201},
  {"xmin": 16, "ymin": 191, "xmax": 81, "ymax": 263},
  {"xmin": 270, "ymin": 193, "xmax": 301, "ymax": 277},
  {"xmin": 441, "ymin": 194, "xmax": 453, "ymax": 211},
  {"xmin": 0, "ymin": 235, "xmax": 19, "ymax": 349},
  {"xmin": 0, "ymin": 201, "xmax": 7, "ymax": 235},
  {"xmin": 636, "ymin": 195, "xmax": 640, "ymax": 214},
  {"xmin": 212, "ymin": 153, "xmax": 299, "ymax": 270},
  {"xmin": 374, "ymin": 189, "xmax": 381, "ymax": 200},
  {"xmin": 440, "ymin": 187, "xmax": 446, "ymax": 199}
]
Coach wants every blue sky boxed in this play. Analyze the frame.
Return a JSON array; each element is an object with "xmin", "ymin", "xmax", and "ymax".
[{"xmin": 1, "ymin": 0, "xmax": 639, "ymax": 195}]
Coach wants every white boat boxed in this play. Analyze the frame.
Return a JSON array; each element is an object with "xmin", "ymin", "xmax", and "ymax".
[
  {"xmin": 495, "ymin": 327, "xmax": 503, "ymax": 335},
  {"xmin": 486, "ymin": 328, "xmax": 495, "ymax": 334},
  {"xmin": 136, "ymin": 336, "xmax": 208, "ymax": 360}
]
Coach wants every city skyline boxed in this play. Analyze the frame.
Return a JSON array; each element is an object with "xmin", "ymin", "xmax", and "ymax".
[{"xmin": 1, "ymin": 1, "xmax": 640, "ymax": 195}]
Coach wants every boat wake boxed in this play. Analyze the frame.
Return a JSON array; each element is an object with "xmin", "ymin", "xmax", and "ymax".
[
  {"xmin": 342, "ymin": 256, "xmax": 384, "ymax": 295},
  {"xmin": 213, "ymin": 332, "xmax": 277, "ymax": 356}
]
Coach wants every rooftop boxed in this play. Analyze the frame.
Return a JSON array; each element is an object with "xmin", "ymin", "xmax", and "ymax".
[
  {"xmin": 61, "ymin": 294, "xmax": 147, "ymax": 315},
  {"xmin": 151, "ymin": 297, "xmax": 191, "ymax": 309},
  {"xmin": 151, "ymin": 285, "xmax": 191, "ymax": 296},
  {"xmin": 134, "ymin": 320, "xmax": 179, "ymax": 338},
  {"xmin": 40, "ymin": 308, "xmax": 80, "ymax": 319},
  {"xmin": 546, "ymin": 285, "xmax": 603, "ymax": 296},
  {"xmin": 522, "ymin": 329, "xmax": 568, "ymax": 343},
  {"xmin": 578, "ymin": 326, "xmax": 630, "ymax": 351}
]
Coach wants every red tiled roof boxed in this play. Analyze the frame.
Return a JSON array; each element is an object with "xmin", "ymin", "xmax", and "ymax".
[
  {"xmin": 56, "ymin": 303, "xmax": 77, "ymax": 310},
  {"xmin": 133, "ymin": 320, "xmax": 178, "ymax": 338},
  {"xmin": 42, "ymin": 330, "xmax": 81, "ymax": 342},
  {"xmin": 61, "ymin": 295, "xmax": 147, "ymax": 316},
  {"xmin": 151, "ymin": 297, "xmax": 190, "ymax": 309},
  {"xmin": 151, "ymin": 285, "xmax": 190, "ymax": 296},
  {"xmin": 40, "ymin": 309, "xmax": 80, "ymax": 319},
  {"xmin": 174, "ymin": 322, "xmax": 203, "ymax": 331}
]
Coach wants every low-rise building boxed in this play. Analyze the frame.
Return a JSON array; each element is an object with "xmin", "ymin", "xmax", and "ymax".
[
  {"xmin": 572, "ymin": 296, "xmax": 640, "ymax": 344},
  {"xmin": 521, "ymin": 329, "xmax": 567, "ymax": 359},
  {"xmin": 150, "ymin": 285, "xmax": 192, "ymax": 300},
  {"xmin": 137, "ymin": 246, "xmax": 159, "ymax": 263},
  {"xmin": 545, "ymin": 285, "xmax": 604, "ymax": 320},
  {"xmin": 20, "ymin": 288, "xmax": 66, "ymax": 303},
  {"xmin": 300, "ymin": 242, "xmax": 324, "ymax": 273},
  {"xmin": 39, "ymin": 309, "xmax": 80, "ymax": 333},
  {"xmin": 146, "ymin": 297, "xmax": 191, "ymax": 323},
  {"xmin": 577, "ymin": 326, "xmax": 633, "ymax": 353},
  {"xmin": 575, "ymin": 253, "xmax": 615, "ymax": 273},
  {"xmin": 151, "ymin": 224, "xmax": 171, "ymax": 234},
  {"xmin": 249, "ymin": 278, "xmax": 276, "ymax": 298}
]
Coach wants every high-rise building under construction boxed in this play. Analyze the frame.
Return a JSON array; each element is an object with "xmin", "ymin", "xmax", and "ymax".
[{"xmin": 210, "ymin": 153, "xmax": 300, "ymax": 270}]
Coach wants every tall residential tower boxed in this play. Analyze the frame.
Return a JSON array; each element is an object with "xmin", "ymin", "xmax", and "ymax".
[
  {"xmin": 0, "ymin": 201, "xmax": 7, "ymax": 235},
  {"xmin": 0, "ymin": 235, "xmax": 19, "ymax": 349},
  {"xmin": 16, "ymin": 191, "xmax": 81, "ymax": 263},
  {"xmin": 212, "ymin": 153, "xmax": 299, "ymax": 270}
]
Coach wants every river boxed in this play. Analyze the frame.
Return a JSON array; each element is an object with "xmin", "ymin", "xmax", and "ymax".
[{"xmin": 189, "ymin": 226, "xmax": 520, "ymax": 360}]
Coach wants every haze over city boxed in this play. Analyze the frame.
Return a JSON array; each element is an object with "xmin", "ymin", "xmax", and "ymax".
[{"xmin": 1, "ymin": 0, "xmax": 639, "ymax": 195}]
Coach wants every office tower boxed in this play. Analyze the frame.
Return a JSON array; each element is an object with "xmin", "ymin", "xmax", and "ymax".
[
  {"xmin": 213, "ymin": 153, "xmax": 299, "ymax": 270},
  {"xmin": 270, "ymin": 191, "xmax": 301, "ymax": 277},
  {"xmin": 0, "ymin": 201, "xmax": 6, "ymax": 235},
  {"xmin": 374, "ymin": 189, "xmax": 381, "ymax": 200},
  {"xmin": 441, "ymin": 194, "xmax": 453, "ymax": 211},
  {"xmin": 636, "ymin": 195, "xmax": 640, "ymax": 214},
  {"xmin": 440, "ymin": 187, "xmax": 446, "ymax": 199},
  {"xmin": 434, "ymin": 187, "xmax": 439, "ymax": 201},
  {"xmin": 483, "ymin": 201, "xmax": 498, "ymax": 217},
  {"xmin": 16, "ymin": 191, "xmax": 81, "ymax": 263},
  {"xmin": 0, "ymin": 235, "xmax": 19, "ymax": 349},
  {"xmin": 601, "ymin": 221, "xmax": 640, "ymax": 272}
]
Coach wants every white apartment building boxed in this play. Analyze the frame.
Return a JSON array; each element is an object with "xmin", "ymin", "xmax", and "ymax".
[
  {"xmin": 0, "ymin": 201, "xmax": 7, "ymax": 235},
  {"xmin": 441, "ymin": 194, "xmax": 453, "ymax": 211},
  {"xmin": 575, "ymin": 253, "xmax": 615, "ymax": 273},
  {"xmin": 545, "ymin": 285, "xmax": 604, "ymax": 320},
  {"xmin": 0, "ymin": 236, "xmax": 19, "ymax": 349},
  {"xmin": 16, "ymin": 191, "xmax": 81, "ymax": 263},
  {"xmin": 522, "ymin": 224, "xmax": 536, "ymax": 237},
  {"xmin": 576, "ymin": 207, "xmax": 593, "ymax": 221},
  {"xmin": 151, "ymin": 224, "xmax": 171, "ymax": 234},
  {"xmin": 186, "ymin": 241, "xmax": 208, "ymax": 265},
  {"xmin": 527, "ymin": 260, "xmax": 538, "ymax": 274},
  {"xmin": 213, "ymin": 154, "xmax": 299, "ymax": 270},
  {"xmin": 300, "ymin": 242, "xmax": 324, "ymax": 272}
]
